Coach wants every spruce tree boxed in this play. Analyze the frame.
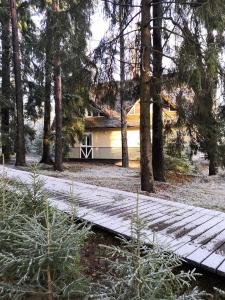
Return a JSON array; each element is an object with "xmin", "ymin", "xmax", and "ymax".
[
  {"xmin": 40, "ymin": 9, "xmax": 54, "ymax": 165},
  {"xmin": 101, "ymin": 0, "xmax": 135, "ymax": 168},
  {"xmin": 119, "ymin": 1, "xmax": 129, "ymax": 168},
  {"xmin": 1, "ymin": 0, "xmax": 11, "ymax": 163},
  {"xmin": 140, "ymin": 0, "xmax": 154, "ymax": 192},
  {"xmin": 9, "ymin": 0, "xmax": 26, "ymax": 166},
  {"xmin": 0, "ymin": 169, "xmax": 91, "ymax": 299},
  {"xmin": 52, "ymin": 0, "xmax": 63, "ymax": 171},
  {"xmin": 175, "ymin": 0, "xmax": 225, "ymax": 175},
  {"xmin": 152, "ymin": 0, "xmax": 165, "ymax": 182}
]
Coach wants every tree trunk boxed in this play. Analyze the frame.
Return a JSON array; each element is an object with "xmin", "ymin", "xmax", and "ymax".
[
  {"xmin": 52, "ymin": 1, "xmax": 63, "ymax": 171},
  {"xmin": 9, "ymin": 0, "xmax": 26, "ymax": 166},
  {"xmin": 208, "ymin": 138, "xmax": 217, "ymax": 175},
  {"xmin": 205, "ymin": 99, "xmax": 218, "ymax": 176},
  {"xmin": 152, "ymin": 0, "xmax": 165, "ymax": 181},
  {"xmin": 206, "ymin": 31, "xmax": 218, "ymax": 176},
  {"xmin": 1, "ymin": 0, "xmax": 11, "ymax": 163},
  {"xmin": 140, "ymin": 0, "xmax": 154, "ymax": 192},
  {"xmin": 209, "ymin": 156, "xmax": 217, "ymax": 175},
  {"xmin": 40, "ymin": 11, "xmax": 53, "ymax": 164},
  {"xmin": 196, "ymin": 31, "xmax": 218, "ymax": 176},
  {"xmin": 54, "ymin": 57, "xmax": 63, "ymax": 171},
  {"xmin": 119, "ymin": 3, "xmax": 129, "ymax": 168}
]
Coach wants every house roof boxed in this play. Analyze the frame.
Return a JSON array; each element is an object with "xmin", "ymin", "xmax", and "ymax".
[
  {"xmin": 89, "ymin": 81, "xmax": 182, "ymax": 118},
  {"xmin": 90, "ymin": 80, "xmax": 140, "ymax": 118},
  {"xmin": 87, "ymin": 99, "xmax": 110, "ymax": 117},
  {"xmin": 85, "ymin": 116, "xmax": 139, "ymax": 129},
  {"xmin": 86, "ymin": 81, "xmax": 178, "ymax": 130}
]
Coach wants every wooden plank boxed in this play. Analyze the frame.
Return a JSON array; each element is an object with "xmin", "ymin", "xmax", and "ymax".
[
  {"xmin": 173, "ymin": 217, "xmax": 224, "ymax": 256},
  {"xmin": 176, "ymin": 219, "xmax": 225, "ymax": 259},
  {"xmin": 75, "ymin": 195, "xmax": 154, "ymax": 219},
  {"xmin": 157, "ymin": 210, "xmax": 208, "ymax": 237},
  {"xmin": 146, "ymin": 208, "xmax": 185, "ymax": 227},
  {"xmin": 120, "ymin": 202, "xmax": 172, "ymax": 220},
  {"xmin": 201, "ymin": 253, "xmax": 225, "ymax": 272},
  {"xmin": 187, "ymin": 229, "xmax": 225, "ymax": 271},
  {"xmin": 51, "ymin": 189, "xmax": 148, "ymax": 215},
  {"xmin": 145, "ymin": 208, "xmax": 196, "ymax": 232},
  {"xmin": 186, "ymin": 225, "xmax": 225, "ymax": 264},
  {"xmin": 3, "ymin": 166, "xmax": 225, "ymax": 277},
  {"xmin": 140, "ymin": 207, "xmax": 178, "ymax": 220},
  {"xmin": 217, "ymin": 258, "xmax": 225, "ymax": 276}
]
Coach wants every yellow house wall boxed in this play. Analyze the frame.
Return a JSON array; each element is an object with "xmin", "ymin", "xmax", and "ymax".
[
  {"xmin": 68, "ymin": 102, "xmax": 177, "ymax": 160},
  {"xmin": 92, "ymin": 129, "xmax": 140, "ymax": 148},
  {"xmin": 68, "ymin": 128, "xmax": 140, "ymax": 160}
]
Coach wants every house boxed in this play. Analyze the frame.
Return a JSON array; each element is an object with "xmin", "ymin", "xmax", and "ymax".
[{"xmin": 68, "ymin": 84, "xmax": 177, "ymax": 161}]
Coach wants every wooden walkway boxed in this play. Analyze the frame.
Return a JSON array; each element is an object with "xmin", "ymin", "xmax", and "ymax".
[{"xmin": 1, "ymin": 166, "xmax": 225, "ymax": 277}]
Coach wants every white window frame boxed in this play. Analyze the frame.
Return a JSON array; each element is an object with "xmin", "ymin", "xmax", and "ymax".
[{"xmin": 80, "ymin": 132, "xmax": 94, "ymax": 159}]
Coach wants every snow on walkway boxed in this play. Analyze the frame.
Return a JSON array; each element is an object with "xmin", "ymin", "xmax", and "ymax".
[{"xmin": 1, "ymin": 165, "xmax": 225, "ymax": 277}]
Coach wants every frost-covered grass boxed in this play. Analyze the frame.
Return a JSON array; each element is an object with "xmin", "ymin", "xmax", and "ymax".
[{"xmin": 12, "ymin": 155, "xmax": 225, "ymax": 212}]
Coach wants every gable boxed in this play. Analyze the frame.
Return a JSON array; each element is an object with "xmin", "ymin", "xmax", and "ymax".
[{"xmin": 127, "ymin": 95, "xmax": 176, "ymax": 116}]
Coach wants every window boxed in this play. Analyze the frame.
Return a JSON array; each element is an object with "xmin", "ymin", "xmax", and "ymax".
[
  {"xmin": 81, "ymin": 133, "xmax": 93, "ymax": 159},
  {"xmin": 85, "ymin": 108, "xmax": 104, "ymax": 117},
  {"xmin": 81, "ymin": 133, "xmax": 92, "ymax": 146},
  {"xmin": 93, "ymin": 110, "xmax": 100, "ymax": 117}
]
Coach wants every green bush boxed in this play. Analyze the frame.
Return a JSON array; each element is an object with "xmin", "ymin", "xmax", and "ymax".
[
  {"xmin": 90, "ymin": 199, "xmax": 206, "ymax": 300},
  {"xmin": 0, "ymin": 169, "xmax": 91, "ymax": 299},
  {"xmin": 164, "ymin": 155, "xmax": 197, "ymax": 175}
]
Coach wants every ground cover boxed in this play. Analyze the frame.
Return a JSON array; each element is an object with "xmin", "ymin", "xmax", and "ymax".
[{"xmin": 12, "ymin": 155, "xmax": 225, "ymax": 212}]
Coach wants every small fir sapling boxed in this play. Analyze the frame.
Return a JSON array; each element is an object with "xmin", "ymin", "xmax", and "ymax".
[
  {"xmin": 90, "ymin": 196, "xmax": 206, "ymax": 300},
  {"xmin": 0, "ymin": 168, "xmax": 91, "ymax": 299}
]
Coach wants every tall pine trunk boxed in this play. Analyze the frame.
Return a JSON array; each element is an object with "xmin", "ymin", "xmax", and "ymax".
[
  {"xmin": 208, "ymin": 124, "xmax": 217, "ymax": 175},
  {"xmin": 206, "ymin": 31, "xmax": 218, "ymax": 176},
  {"xmin": 9, "ymin": 0, "xmax": 26, "ymax": 166},
  {"xmin": 40, "ymin": 11, "xmax": 53, "ymax": 164},
  {"xmin": 140, "ymin": 0, "xmax": 154, "ymax": 192},
  {"xmin": 52, "ymin": 1, "xmax": 63, "ymax": 171},
  {"xmin": 152, "ymin": 0, "xmax": 165, "ymax": 181},
  {"xmin": 119, "ymin": 3, "xmax": 129, "ymax": 168},
  {"xmin": 1, "ymin": 0, "xmax": 11, "ymax": 163},
  {"xmin": 195, "ymin": 30, "xmax": 218, "ymax": 176}
]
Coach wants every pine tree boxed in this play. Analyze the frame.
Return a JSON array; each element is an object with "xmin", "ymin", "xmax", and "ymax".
[
  {"xmin": 101, "ymin": 0, "xmax": 134, "ymax": 168},
  {"xmin": 152, "ymin": 0, "xmax": 165, "ymax": 182},
  {"xmin": 9, "ymin": 0, "xmax": 26, "ymax": 166},
  {"xmin": 140, "ymin": 0, "xmax": 154, "ymax": 192},
  {"xmin": 175, "ymin": 0, "xmax": 225, "ymax": 175},
  {"xmin": 59, "ymin": 0, "xmax": 93, "ymax": 159},
  {"xmin": 40, "ymin": 9, "xmax": 54, "ymax": 164},
  {"xmin": 1, "ymin": 0, "xmax": 11, "ymax": 163},
  {"xmin": 52, "ymin": 0, "xmax": 63, "ymax": 171},
  {"xmin": 119, "ymin": 1, "xmax": 129, "ymax": 168}
]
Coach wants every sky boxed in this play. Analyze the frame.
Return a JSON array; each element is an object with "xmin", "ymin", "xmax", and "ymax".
[{"xmin": 89, "ymin": 4, "xmax": 109, "ymax": 51}]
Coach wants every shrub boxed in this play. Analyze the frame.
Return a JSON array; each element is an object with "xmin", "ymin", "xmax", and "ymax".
[
  {"xmin": 165, "ymin": 155, "xmax": 197, "ymax": 175},
  {"xmin": 90, "ymin": 199, "xmax": 206, "ymax": 300},
  {"xmin": 0, "ymin": 169, "xmax": 91, "ymax": 299}
]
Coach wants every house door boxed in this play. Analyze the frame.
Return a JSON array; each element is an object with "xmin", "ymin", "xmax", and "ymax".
[{"xmin": 80, "ymin": 133, "xmax": 93, "ymax": 159}]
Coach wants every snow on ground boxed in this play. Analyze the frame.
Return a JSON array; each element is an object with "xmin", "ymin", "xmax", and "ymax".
[
  {"xmin": 157, "ymin": 173, "xmax": 225, "ymax": 212},
  {"xmin": 7, "ymin": 155, "xmax": 225, "ymax": 212}
]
